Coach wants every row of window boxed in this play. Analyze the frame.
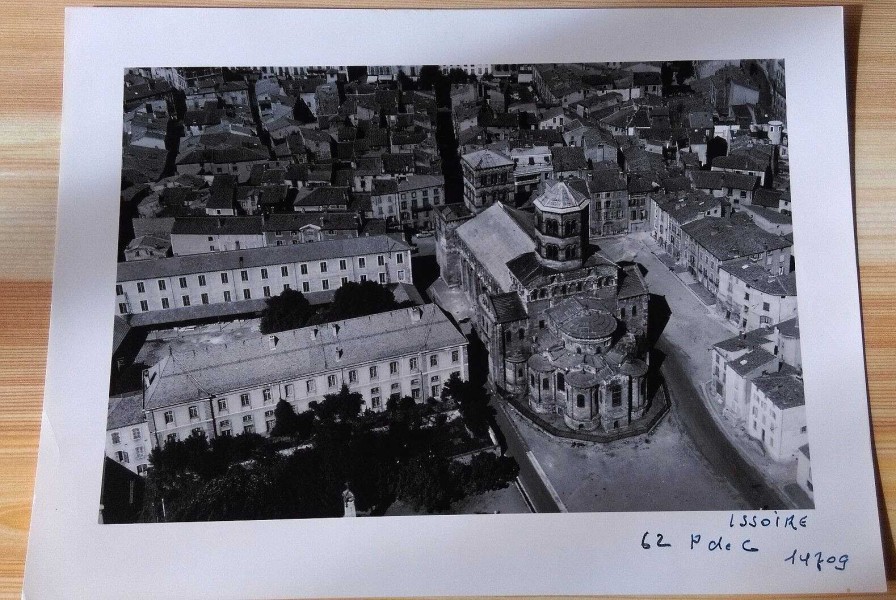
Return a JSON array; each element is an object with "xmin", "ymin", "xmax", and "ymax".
[
  {"xmin": 120, "ymin": 272, "xmax": 404, "ymax": 314},
  {"xmin": 114, "ymin": 448, "xmax": 146, "ymax": 463},
  {"xmin": 110, "ymin": 428, "xmax": 142, "ymax": 444},
  {"xmin": 159, "ymin": 351, "xmax": 463, "ymax": 427},
  {"xmin": 120, "ymin": 256, "xmax": 405, "ymax": 298}
]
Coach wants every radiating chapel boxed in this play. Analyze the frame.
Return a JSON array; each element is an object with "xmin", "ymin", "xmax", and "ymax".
[{"xmin": 436, "ymin": 180, "xmax": 652, "ymax": 432}]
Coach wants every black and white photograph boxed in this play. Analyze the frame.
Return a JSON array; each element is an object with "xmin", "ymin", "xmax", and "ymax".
[{"xmin": 102, "ymin": 59, "xmax": 809, "ymax": 523}]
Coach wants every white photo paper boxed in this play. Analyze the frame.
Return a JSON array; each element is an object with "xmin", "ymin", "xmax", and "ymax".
[{"xmin": 24, "ymin": 6, "xmax": 884, "ymax": 598}]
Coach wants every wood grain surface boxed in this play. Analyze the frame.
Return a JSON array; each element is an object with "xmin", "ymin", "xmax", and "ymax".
[{"xmin": 1, "ymin": 1, "xmax": 894, "ymax": 598}]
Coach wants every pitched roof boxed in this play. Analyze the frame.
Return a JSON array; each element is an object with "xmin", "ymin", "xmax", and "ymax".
[
  {"xmin": 713, "ymin": 326, "xmax": 775, "ymax": 353},
  {"xmin": 397, "ymin": 174, "xmax": 445, "ymax": 192},
  {"xmin": 588, "ymin": 169, "xmax": 627, "ymax": 193},
  {"xmin": 752, "ymin": 365, "xmax": 805, "ymax": 410},
  {"xmin": 171, "ymin": 216, "xmax": 264, "ymax": 236},
  {"xmin": 455, "ymin": 203, "xmax": 536, "ymax": 292},
  {"xmin": 461, "ymin": 149, "xmax": 514, "ymax": 170},
  {"xmin": 713, "ymin": 153, "xmax": 767, "ymax": 172},
  {"xmin": 752, "ymin": 187, "xmax": 788, "ymax": 209},
  {"xmin": 117, "ymin": 234, "xmax": 411, "ymax": 282},
  {"xmin": 382, "ymin": 153, "xmax": 415, "ymax": 174},
  {"xmin": 721, "ymin": 258, "xmax": 797, "ymax": 296},
  {"xmin": 689, "ymin": 170, "xmax": 726, "ymax": 190},
  {"xmin": 144, "ymin": 304, "xmax": 466, "ymax": 410},
  {"xmin": 293, "ymin": 186, "xmax": 349, "ymax": 208},
  {"xmin": 107, "ymin": 393, "xmax": 146, "ymax": 431},
  {"xmin": 727, "ymin": 347, "xmax": 777, "ymax": 377},
  {"xmin": 489, "ymin": 292, "xmax": 529, "ymax": 324},
  {"xmin": 681, "ymin": 216, "xmax": 792, "ymax": 262},
  {"xmin": 263, "ymin": 212, "xmax": 358, "ymax": 232},
  {"xmin": 550, "ymin": 146, "xmax": 587, "ymax": 172}
]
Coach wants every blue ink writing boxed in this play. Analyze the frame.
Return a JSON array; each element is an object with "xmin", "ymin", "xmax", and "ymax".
[
  {"xmin": 785, "ymin": 550, "xmax": 848, "ymax": 572},
  {"xmin": 641, "ymin": 531, "xmax": 672, "ymax": 549},
  {"xmin": 729, "ymin": 511, "xmax": 807, "ymax": 530}
]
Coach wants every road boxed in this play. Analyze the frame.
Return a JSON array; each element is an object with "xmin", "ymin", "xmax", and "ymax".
[
  {"xmin": 491, "ymin": 400, "xmax": 562, "ymax": 513},
  {"xmin": 659, "ymin": 338, "xmax": 787, "ymax": 509},
  {"xmin": 600, "ymin": 234, "xmax": 787, "ymax": 509}
]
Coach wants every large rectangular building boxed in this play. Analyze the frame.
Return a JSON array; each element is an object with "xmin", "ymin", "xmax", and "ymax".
[
  {"xmin": 116, "ymin": 234, "xmax": 412, "ymax": 316},
  {"xmin": 141, "ymin": 304, "xmax": 469, "ymax": 448}
]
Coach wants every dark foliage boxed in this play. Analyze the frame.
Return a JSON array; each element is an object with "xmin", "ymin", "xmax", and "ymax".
[
  {"xmin": 309, "ymin": 384, "xmax": 364, "ymax": 423},
  {"xmin": 325, "ymin": 280, "xmax": 400, "ymax": 321},
  {"xmin": 259, "ymin": 288, "xmax": 313, "ymax": 334},
  {"xmin": 441, "ymin": 372, "xmax": 493, "ymax": 438}
]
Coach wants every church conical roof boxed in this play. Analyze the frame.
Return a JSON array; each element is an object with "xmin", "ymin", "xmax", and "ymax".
[{"xmin": 533, "ymin": 180, "xmax": 589, "ymax": 213}]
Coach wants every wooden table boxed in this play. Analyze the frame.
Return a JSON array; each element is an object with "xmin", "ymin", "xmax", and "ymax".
[{"xmin": 1, "ymin": 1, "xmax": 894, "ymax": 598}]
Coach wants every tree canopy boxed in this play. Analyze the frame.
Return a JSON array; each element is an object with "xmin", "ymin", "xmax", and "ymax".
[
  {"xmin": 441, "ymin": 372, "xmax": 493, "ymax": 438},
  {"xmin": 259, "ymin": 288, "xmax": 313, "ymax": 334},
  {"xmin": 326, "ymin": 280, "xmax": 402, "ymax": 321},
  {"xmin": 309, "ymin": 384, "xmax": 364, "ymax": 422}
]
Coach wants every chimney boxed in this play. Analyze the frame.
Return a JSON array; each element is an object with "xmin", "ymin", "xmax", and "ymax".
[
  {"xmin": 332, "ymin": 323, "xmax": 341, "ymax": 336},
  {"xmin": 336, "ymin": 347, "xmax": 344, "ymax": 361},
  {"xmin": 410, "ymin": 306, "xmax": 423, "ymax": 322},
  {"xmin": 311, "ymin": 327, "xmax": 319, "ymax": 340},
  {"xmin": 268, "ymin": 334, "xmax": 279, "ymax": 350}
]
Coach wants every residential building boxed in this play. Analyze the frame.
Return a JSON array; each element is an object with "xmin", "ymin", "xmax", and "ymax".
[
  {"xmin": 170, "ymin": 217, "xmax": 266, "ymax": 255},
  {"xmin": 747, "ymin": 366, "xmax": 806, "ymax": 461},
  {"xmin": 460, "ymin": 149, "xmax": 515, "ymax": 214},
  {"xmin": 650, "ymin": 191, "xmax": 727, "ymax": 261},
  {"xmin": 262, "ymin": 212, "xmax": 364, "ymax": 245},
  {"xmin": 709, "ymin": 318, "xmax": 802, "ymax": 432},
  {"xmin": 680, "ymin": 215, "xmax": 792, "ymax": 297},
  {"xmin": 717, "ymin": 257, "xmax": 798, "ymax": 330},
  {"xmin": 509, "ymin": 146, "xmax": 553, "ymax": 193},
  {"xmin": 396, "ymin": 174, "xmax": 445, "ymax": 229},
  {"xmin": 586, "ymin": 170, "xmax": 630, "ymax": 236},
  {"xmin": 106, "ymin": 393, "xmax": 151, "ymax": 476}
]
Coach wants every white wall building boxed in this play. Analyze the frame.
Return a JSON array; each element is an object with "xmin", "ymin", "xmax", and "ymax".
[
  {"xmin": 116, "ymin": 235, "xmax": 413, "ymax": 316},
  {"xmin": 746, "ymin": 367, "xmax": 806, "ymax": 462},
  {"xmin": 141, "ymin": 304, "xmax": 469, "ymax": 449},
  {"xmin": 717, "ymin": 257, "xmax": 798, "ymax": 331},
  {"xmin": 106, "ymin": 393, "xmax": 152, "ymax": 475}
]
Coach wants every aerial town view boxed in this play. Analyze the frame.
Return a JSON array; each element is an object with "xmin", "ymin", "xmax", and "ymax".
[{"xmin": 102, "ymin": 60, "xmax": 810, "ymax": 523}]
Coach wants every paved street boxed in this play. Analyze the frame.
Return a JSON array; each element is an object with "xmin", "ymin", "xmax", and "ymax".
[
  {"xmin": 599, "ymin": 233, "xmax": 787, "ymax": 508},
  {"xmin": 491, "ymin": 400, "xmax": 562, "ymax": 513}
]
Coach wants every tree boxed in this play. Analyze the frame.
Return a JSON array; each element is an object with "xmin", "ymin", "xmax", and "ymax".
[
  {"xmin": 441, "ymin": 373, "xmax": 492, "ymax": 438},
  {"xmin": 310, "ymin": 384, "xmax": 364, "ymax": 422},
  {"xmin": 327, "ymin": 280, "xmax": 399, "ymax": 321},
  {"xmin": 453, "ymin": 452, "xmax": 520, "ymax": 495},
  {"xmin": 396, "ymin": 453, "xmax": 454, "ymax": 513},
  {"xmin": 259, "ymin": 288, "xmax": 313, "ymax": 334},
  {"xmin": 674, "ymin": 61, "xmax": 695, "ymax": 86},
  {"xmin": 346, "ymin": 66, "xmax": 368, "ymax": 82},
  {"xmin": 447, "ymin": 68, "xmax": 467, "ymax": 85},
  {"xmin": 270, "ymin": 399, "xmax": 301, "ymax": 437},
  {"xmin": 416, "ymin": 65, "xmax": 442, "ymax": 91},
  {"xmin": 660, "ymin": 62, "xmax": 674, "ymax": 96}
]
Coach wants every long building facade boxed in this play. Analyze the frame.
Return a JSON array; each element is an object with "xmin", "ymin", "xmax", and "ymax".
[
  {"xmin": 141, "ymin": 304, "xmax": 469, "ymax": 449},
  {"xmin": 116, "ymin": 235, "xmax": 412, "ymax": 316}
]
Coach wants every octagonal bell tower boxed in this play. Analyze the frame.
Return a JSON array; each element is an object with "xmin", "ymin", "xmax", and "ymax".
[{"xmin": 533, "ymin": 181, "xmax": 590, "ymax": 271}]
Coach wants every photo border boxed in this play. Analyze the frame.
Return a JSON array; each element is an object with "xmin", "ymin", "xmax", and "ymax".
[{"xmin": 25, "ymin": 7, "xmax": 883, "ymax": 597}]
